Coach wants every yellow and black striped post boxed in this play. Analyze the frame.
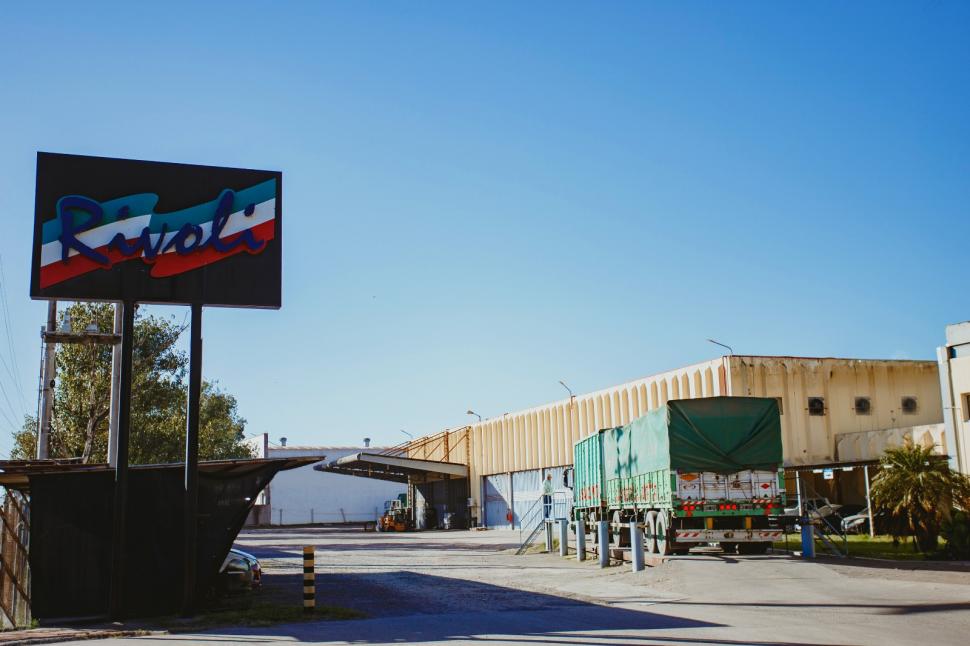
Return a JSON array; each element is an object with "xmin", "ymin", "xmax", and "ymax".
[{"xmin": 303, "ymin": 546, "xmax": 315, "ymax": 613}]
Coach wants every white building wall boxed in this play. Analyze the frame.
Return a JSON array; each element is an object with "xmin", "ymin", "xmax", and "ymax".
[
  {"xmin": 254, "ymin": 440, "xmax": 407, "ymax": 525},
  {"xmin": 939, "ymin": 322, "xmax": 970, "ymax": 474}
]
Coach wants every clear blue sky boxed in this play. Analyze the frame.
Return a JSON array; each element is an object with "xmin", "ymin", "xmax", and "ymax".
[{"xmin": 0, "ymin": 2, "xmax": 968, "ymax": 455}]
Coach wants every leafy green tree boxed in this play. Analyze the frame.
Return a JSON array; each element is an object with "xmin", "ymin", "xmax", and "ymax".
[
  {"xmin": 11, "ymin": 303, "xmax": 253, "ymax": 464},
  {"xmin": 870, "ymin": 443, "xmax": 970, "ymax": 552}
]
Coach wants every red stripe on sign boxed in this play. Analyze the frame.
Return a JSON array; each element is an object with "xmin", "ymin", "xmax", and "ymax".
[
  {"xmin": 38, "ymin": 220, "xmax": 275, "ymax": 287},
  {"xmin": 39, "ymin": 244, "xmax": 133, "ymax": 288},
  {"xmin": 149, "ymin": 220, "xmax": 275, "ymax": 277}
]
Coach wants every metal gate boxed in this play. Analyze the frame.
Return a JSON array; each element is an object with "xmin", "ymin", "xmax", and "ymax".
[
  {"xmin": 511, "ymin": 469, "xmax": 542, "ymax": 528},
  {"xmin": 483, "ymin": 474, "xmax": 512, "ymax": 529}
]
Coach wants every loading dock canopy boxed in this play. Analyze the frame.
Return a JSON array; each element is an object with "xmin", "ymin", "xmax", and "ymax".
[{"xmin": 315, "ymin": 452, "xmax": 467, "ymax": 483}]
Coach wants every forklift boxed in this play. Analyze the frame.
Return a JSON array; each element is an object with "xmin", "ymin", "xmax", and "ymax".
[{"xmin": 378, "ymin": 493, "xmax": 412, "ymax": 532}]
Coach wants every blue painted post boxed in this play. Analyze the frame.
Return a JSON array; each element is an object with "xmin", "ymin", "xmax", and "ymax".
[
  {"xmin": 576, "ymin": 521, "xmax": 586, "ymax": 561},
  {"xmin": 630, "ymin": 520, "xmax": 645, "ymax": 572},
  {"xmin": 800, "ymin": 521, "xmax": 815, "ymax": 558},
  {"xmin": 597, "ymin": 520, "xmax": 609, "ymax": 567},
  {"xmin": 559, "ymin": 519, "xmax": 568, "ymax": 557}
]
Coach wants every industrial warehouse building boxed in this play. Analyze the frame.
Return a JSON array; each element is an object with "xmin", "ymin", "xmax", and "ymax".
[{"xmin": 355, "ymin": 355, "xmax": 946, "ymax": 530}]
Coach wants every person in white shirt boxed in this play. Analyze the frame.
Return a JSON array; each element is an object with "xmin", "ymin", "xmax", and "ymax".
[{"xmin": 542, "ymin": 473, "xmax": 554, "ymax": 518}]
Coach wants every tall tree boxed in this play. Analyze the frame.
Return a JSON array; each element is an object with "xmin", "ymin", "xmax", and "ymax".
[
  {"xmin": 11, "ymin": 303, "xmax": 253, "ymax": 464},
  {"xmin": 870, "ymin": 443, "xmax": 970, "ymax": 552}
]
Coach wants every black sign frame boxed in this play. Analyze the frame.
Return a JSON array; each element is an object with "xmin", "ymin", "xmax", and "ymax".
[{"xmin": 31, "ymin": 152, "xmax": 282, "ymax": 309}]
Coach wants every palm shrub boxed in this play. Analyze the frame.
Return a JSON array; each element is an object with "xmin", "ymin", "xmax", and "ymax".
[
  {"xmin": 940, "ymin": 511, "xmax": 970, "ymax": 560},
  {"xmin": 870, "ymin": 443, "xmax": 970, "ymax": 553}
]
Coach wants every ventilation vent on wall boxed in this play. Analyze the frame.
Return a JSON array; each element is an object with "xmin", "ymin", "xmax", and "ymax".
[
  {"xmin": 854, "ymin": 397, "xmax": 871, "ymax": 415},
  {"xmin": 901, "ymin": 396, "xmax": 918, "ymax": 414},
  {"xmin": 807, "ymin": 397, "xmax": 825, "ymax": 416}
]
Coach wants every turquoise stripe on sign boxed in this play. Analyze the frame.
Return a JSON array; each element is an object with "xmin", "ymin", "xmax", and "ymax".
[
  {"xmin": 42, "ymin": 194, "xmax": 158, "ymax": 245},
  {"xmin": 40, "ymin": 179, "xmax": 277, "ymax": 244}
]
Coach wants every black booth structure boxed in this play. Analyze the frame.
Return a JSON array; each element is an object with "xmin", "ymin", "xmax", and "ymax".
[{"xmin": 0, "ymin": 457, "xmax": 316, "ymax": 621}]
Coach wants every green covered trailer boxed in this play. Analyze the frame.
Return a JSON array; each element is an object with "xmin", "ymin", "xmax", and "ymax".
[{"xmin": 573, "ymin": 397, "xmax": 786, "ymax": 555}]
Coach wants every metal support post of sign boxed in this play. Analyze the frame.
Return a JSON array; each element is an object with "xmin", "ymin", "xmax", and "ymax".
[
  {"xmin": 108, "ymin": 300, "xmax": 136, "ymax": 619},
  {"xmin": 575, "ymin": 521, "xmax": 586, "ymax": 561},
  {"xmin": 107, "ymin": 303, "xmax": 123, "ymax": 467},
  {"xmin": 36, "ymin": 301, "xmax": 57, "ymax": 460},
  {"xmin": 181, "ymin": 303, "xmax": 203, "ymax": 616},
  {"xmin": 558, "ymin": 519, "xmax": 568, "ymax": 557},
  {"xmin": 630, "ymin": 521, "xmax": 645, "ymax": 572},
  {"xmin": 597, "ymin": 520, "xmax": 609, "ymax": 567}
]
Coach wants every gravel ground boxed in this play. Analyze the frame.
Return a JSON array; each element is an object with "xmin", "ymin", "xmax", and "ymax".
[{"xmin": 58, "ymin": 525, "xmax": 970, "ymax": 645}]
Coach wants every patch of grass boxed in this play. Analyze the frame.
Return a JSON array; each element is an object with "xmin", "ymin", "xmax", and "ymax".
[
  {"xmin": 773, "ymin": 534, "xmax": 939, "ymax": 561},
  {"xmin": 155, "ymin": 603, "xmax": 365, "ymax": 632}
]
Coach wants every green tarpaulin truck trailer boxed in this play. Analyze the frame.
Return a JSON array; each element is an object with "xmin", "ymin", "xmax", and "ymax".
[{"xmin": 573, "ymin": 396, "xmax": 786, "ymax": 555}]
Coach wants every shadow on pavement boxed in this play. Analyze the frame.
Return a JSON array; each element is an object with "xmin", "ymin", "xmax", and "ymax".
[
  {"xmin": 666, "ymin": 600, "xmax": 970, "ymax": 616},
  {"xmin": 211, "ymin": 569, "xmax": 720, "ymax": 643}
]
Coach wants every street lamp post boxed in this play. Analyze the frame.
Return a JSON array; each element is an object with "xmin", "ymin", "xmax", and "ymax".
[
  {"xmin": 558, "ymin": 380, "xmax": 576, "ymax": 406},
  {"xmin": 466, "ymin": 410, "xmax": 482, "ymax": 423},
  {"xmin": 707, "ymin": 338, "xmax": 734, "ymax": 355}
]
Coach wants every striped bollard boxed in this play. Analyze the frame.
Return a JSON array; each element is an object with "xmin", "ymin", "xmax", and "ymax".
[{"xmin": 303, "ymin": 546, "xmax": 315, "ymax": 612}]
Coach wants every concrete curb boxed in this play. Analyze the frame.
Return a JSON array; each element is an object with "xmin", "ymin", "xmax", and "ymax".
[{"xmin": 0, "ymin": 629, "xmax": 157, "ymax": 645}]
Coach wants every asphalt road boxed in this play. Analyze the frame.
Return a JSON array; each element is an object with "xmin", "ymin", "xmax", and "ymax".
[{"xmin": 70, "ymin": 526, "xmax": 970, "ymax": 646}]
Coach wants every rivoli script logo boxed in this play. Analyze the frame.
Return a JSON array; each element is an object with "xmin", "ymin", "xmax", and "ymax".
[{"xmin": 38, "ymin": 179, "xmax": 276, "ymax": 288}]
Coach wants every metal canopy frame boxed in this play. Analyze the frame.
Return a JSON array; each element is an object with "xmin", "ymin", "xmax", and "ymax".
[
  {"xmin": 0, "ymin": 457, "xmax": 321, "ymax": 492},
  {"xmin": 314, "ymin": 452, "xmax": 467, "ymax": 484}
]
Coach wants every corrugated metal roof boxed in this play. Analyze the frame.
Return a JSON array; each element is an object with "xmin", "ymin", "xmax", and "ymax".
[{"xmin": 0, "ymin": 457, "xmax": 321, "ymax": 491}]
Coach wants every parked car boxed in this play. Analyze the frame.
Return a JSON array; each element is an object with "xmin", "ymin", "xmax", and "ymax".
[
  {"xmin": 841, "ymin": 508, "xmax": 889, "ymax": 534},
  {"xmin": 783, "ymin": 497, "xmax": 842, "ymax": 520},
  {"xmin": 215, "ymin": 548, "xmax": 261, "ymax": 594}
]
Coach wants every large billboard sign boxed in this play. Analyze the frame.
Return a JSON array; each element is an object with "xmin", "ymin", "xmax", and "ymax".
[{"xmin": 31, "ymin": 152, "xmax": 282, "ymax": 308}]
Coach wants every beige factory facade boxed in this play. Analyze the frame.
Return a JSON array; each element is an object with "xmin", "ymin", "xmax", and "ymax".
[{"xmin": 404, "ymin": 355, "xmax": 944, "ymax": 525}]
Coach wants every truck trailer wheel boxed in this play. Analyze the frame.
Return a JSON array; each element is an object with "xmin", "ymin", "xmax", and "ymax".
[
  {"xmin": 644, "ymin": 511, "xmax": 657, "ymax": 555},
  {"xmin": 655, "ymin": 511, "xmax": 670, "ymax": 556},
  {"xmin": 611, "ymin": 511, "xmax": 630, "ymax": 548}
]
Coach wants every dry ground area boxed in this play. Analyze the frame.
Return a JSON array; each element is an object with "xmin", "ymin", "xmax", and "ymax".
[{"xmin": 64, "ymin": 525, "xmax": 970, "ymax": 646}]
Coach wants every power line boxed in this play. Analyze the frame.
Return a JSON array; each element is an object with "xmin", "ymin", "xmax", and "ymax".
[
  {"xmin": 0, "ymin": 256, "xmax": 27, "ymax": 414},
  {"xmin": 0, "ymin": 377, "xmax": 21, "ymax": 432},
  {"xmin": 0, "ymin": 385, "xmax": 19, "ymax": 435}
]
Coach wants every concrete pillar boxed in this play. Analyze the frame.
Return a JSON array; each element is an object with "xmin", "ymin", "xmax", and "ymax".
[
  {"xmin": 545, "ymin": 520, "xmax": 553, "ymax": 553},
  {"xmin": 597, "ymin": 520, "xmax": 609, "ymax": 567},
  {"xmin": 576, "ymin": 521, "xmax": 586, "ymax": 561},
  {"xmin": 630, "ymin": 520, "xmax": 644, "ymax": 572},
  {"xmin": 558, "ymin": 519, "xmax": 568, "ymax": 557}
]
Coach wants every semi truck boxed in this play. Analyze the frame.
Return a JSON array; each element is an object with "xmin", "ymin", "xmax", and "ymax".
[{"xmin": 573, "ymin": 396, "xmax": 786, "ymax": 555}]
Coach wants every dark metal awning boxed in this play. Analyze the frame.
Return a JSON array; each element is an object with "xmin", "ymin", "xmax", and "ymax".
[
  {"xmin": 314, "ymin": 452, "xmax": 467, "ymax": 484},
  {"xmin": 0, "ymin": 457, "xmax": 322, "ymax": 491}
]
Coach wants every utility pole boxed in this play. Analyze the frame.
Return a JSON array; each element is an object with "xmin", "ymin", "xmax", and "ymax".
[
  {"xmin": 107, "ymin": 303, "xmax": 123, "ymax": 467},
  {"xmin": 37, "ymin": 301, "xmax": 57, "ymax": 460}
]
